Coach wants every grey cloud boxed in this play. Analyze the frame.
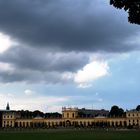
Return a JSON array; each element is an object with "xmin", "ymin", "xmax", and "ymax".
[
  {"xmin": 0, "ymin": 46, "xmax": 89, "ymax": 83},
  {"xmin": 0, "ymin": 0, "xmax": 139, "ymax": 52},
  {"xmin": 0, "ymin": 69, "xmax": 72, "ymax": 84},
  {"xmin": 0, "ymin": 0, "xmax": 139, "ymax": 84},
  {"xmin": 0, "ymin": 46, "xmax": 88, "ymax": 72}
]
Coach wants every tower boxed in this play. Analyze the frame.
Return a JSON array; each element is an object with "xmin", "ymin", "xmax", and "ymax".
[
  {"xmin": 62, "ymin": 107, "xmax": 78, "ymax": 119},
  {"xmin": 6, "ymin": 102, "xmax": 10, "ymax": 110}
]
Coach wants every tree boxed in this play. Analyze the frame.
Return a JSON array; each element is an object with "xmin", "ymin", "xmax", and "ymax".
[
  {"xmin": 110, "ymin": 0, "xmax": 140, "ymax": 25},
  {"xmin": 136, "ymin": 105, "xmax": 140, "ymax": 111},
  {"xmin": 109, "ymin": 105, "xmax": 124, "ymax": 117},
  {"xmin": 118, "ymin": 108, "xmax": 124, "ymax": 116},
  {"xmin": 33, "ymin": 110, "xmax": 44, "ymax": 117},
  {"xmin": 45, "ymin": 112, "xmax": 62, "ymax": 118}
]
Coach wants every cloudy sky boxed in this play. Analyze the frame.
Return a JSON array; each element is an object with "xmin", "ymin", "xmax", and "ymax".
[{"xmin": 0, "ymin": 0, "xmax": 140, "ymax": 112}]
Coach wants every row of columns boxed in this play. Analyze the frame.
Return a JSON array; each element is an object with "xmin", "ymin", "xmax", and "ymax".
[
  {"xmin": 5, "ymin": 119, "xmax": 140, "ymax": 128},
  {"xmin": 14, "ymin": 120, "xmax": 127, "ymax": 128}
]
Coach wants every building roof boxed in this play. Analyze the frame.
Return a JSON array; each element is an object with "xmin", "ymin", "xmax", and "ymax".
[
  {"xmin": 126, "ymin": 109, "xmax": 140, "ymax": 113},
  {"xmin": 78, "ymin": 108, "xmax": 109, "ymax": 117}
]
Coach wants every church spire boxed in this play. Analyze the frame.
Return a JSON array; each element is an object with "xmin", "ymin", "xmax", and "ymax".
[{"xmin": 6, "ymin": 102, "xmax": 10, "ymax": 110}]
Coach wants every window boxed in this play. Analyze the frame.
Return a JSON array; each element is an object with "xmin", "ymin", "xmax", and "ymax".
[
  {"xmin": 72, "ymin": 113, "xmax": 75, "ymax": 118},
  {"xmin": 67, "ymin": 113, "xmax": 69, "ymax": 118}
]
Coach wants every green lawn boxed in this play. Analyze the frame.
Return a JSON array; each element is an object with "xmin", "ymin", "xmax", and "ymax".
[{"xmin": 0, "ymin": 129, "xmax": 140, "ymax": 140}]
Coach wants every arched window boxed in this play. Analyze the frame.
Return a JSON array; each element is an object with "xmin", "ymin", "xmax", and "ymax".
[
  {"xmin": 26, "ymin": 122, "xmax": 28, "ymax": 127},
  {"xmin": 112, "ymin": 122, "xmax": 114, "ymax": 127},
  {"xmin": 23, "ymin": 122, "xmax": 25, "ymax": 127},
  {"xmin": 67, "ymin": 113, "xmax": 69, "ymax": 118},
  {"xmin": 20, "ymin": 122, "xmax": 22, "ymax": 127},
  {"xmin": 120, "ymin": 121, "xmax": 122, "ymax": 126},
  {"xmin": 72, "ymin": 113, "xmax": 75, "ymax": 118}
]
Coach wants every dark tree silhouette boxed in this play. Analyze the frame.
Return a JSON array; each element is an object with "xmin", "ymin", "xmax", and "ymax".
[
  {"xmin": 109, "ymin": 105, "xmax": 124, "ymax": 117},
  {"xmin": 136, "ymin": 105, "xmax": 140, "ymax": 111},
  {"xmin": 110, "ymin": 0, "xmax": 140, "ymax": 25}
]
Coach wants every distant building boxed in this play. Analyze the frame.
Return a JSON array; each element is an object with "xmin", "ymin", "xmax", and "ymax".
[
  {"xmin": 6, "ymin": 102, "xmax": 10, "ymax": 111},
  {"xmin": 0, "ymin": 102, "xmax": 12, "ymax": 127},
  {"xmin": 126, "ymin": 109, "xmax": 140, "ymax": 126},
  {"xmin": 1, "ymin": 104, "xmax": 140, "ymax": 128},
  {"xmin": 78, "ymin": 108, "xmax": 109, "ymax": 117}
]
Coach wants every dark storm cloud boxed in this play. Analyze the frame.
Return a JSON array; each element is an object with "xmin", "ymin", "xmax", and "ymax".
[
  {"xmin": 0, "ymin": 0, "xmax": 139, "ymax": 84},
  {"xmin": 0, "ymin": 45, "xmax": 90, "ymax": 83},
  {"xmin": 0, "ymin": 46, "xmax": 88, "ymax": 72},
  {"xmin": 0, "ymin": 69, "xmax": 72, "ymax": 84},
  {"xmin": 0, "ymin": 0, "xmax": 139, "ymax": 52}
]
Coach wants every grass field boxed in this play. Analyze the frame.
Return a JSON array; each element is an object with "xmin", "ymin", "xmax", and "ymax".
[{"xmin": 0, "ymin": 129, "xmax": 140, "ymax": 140}]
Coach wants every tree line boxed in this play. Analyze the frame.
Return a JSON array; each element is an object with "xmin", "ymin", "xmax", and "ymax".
[
  {"xmin": 109, "ymin": 105, "xmax": 140, "ymax": 117},
  {"xmin": 17, "ymin": 110, "xmax": 62, "ymax": 119},
  {"xmin": 16, "ymin": 105, "xmax": 140, "ymax": 118}
]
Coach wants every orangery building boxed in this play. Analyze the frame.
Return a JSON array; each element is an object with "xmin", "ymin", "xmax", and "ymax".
[{"xmin": 1, "ymin": 104, "xmax": 140, "ymax": 128}]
